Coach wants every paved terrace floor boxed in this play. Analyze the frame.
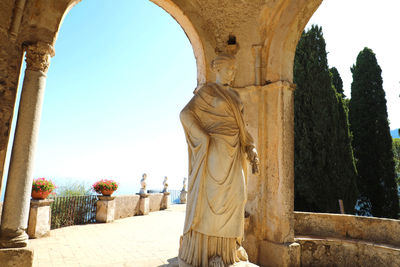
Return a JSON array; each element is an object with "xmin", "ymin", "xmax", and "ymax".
[{"xmin": 29, "ymin": 204, "xmax": 186, "ymax": 267}]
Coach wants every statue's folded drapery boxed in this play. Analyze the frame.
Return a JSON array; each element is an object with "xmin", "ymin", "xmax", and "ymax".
[{"xmin": 179, "ymin": 83, "xmax": 254, "ymax": 266}]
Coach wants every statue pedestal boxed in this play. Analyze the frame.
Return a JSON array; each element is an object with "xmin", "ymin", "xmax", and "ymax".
[
  {"xmin": 139, "ymin": 194, "xmax": 149, "ymax": 215},
  {"xmin": 161, "ymin": 192, "xmax": 170, "ymax": 210},
  {"xmin": 96, "ymin": 196, "xmax": 116, "ymax": 223},
  {"xmin": 258, "ymin": 241, "xmax": 300, "ymax": 267},
  {"xmin": 180, "ymin": 190, "xmax": 187, "ymax": 204},
  {"xmin": 0, "ymin": 248, "xmax": 34, "ymax": 267},
  {"xmin": 28, "ymin": 199, "xmax": 53, "ymax": 239}
]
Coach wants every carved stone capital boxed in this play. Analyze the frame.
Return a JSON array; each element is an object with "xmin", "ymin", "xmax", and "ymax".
[{"xmin": 24, "ymin": 42, "xmax": 55, "ymax": 73}]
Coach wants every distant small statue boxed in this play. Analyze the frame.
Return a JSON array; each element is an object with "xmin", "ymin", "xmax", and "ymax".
[
  {"xmin": 182, "ymin": 177, "xmax": 187, "ymax": 192},
  {"xmin": 162, "ymin": 176, "xmax": 169, "ymax": 193},
  {"xmin": 180, "ymin": 177, "xmax": 188, "ymax": 204},
  {"xmin": 139, "ymin": 173, "xmax": 147, "ymax": 195}
]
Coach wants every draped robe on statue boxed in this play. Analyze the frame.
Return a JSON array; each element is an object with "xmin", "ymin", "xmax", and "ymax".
[{"xmin": 179, "ymin": 83, "xmax": 254, "ymax": 266}]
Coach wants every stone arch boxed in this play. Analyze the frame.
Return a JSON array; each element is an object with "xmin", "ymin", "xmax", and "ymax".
[
  {"xmin": 149, "ymin": 0, "xmax": 207, "ymax": 85},
  {"xmin": 17, "ymin": 0, "xmax": 207, "ymax": 85},
  {"xmin": 0, "ymin": 0, "xmax": 208, "ymax": 250},
  {"xmin": 261, "ymin": 0, "xmax": 322, "ymax": 83}
]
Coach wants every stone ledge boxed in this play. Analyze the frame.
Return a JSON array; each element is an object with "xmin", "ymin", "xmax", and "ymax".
[
  {"xmin": 30, "ymin": 199, "xmax": 53, "ymax": 207},
  {"xmin": 97, "ymin": 195, "xmax": 116, "ymax": 201},
  {"xmin": 294, "ymin": 211, "xmax": 400, "ymax": 247},
  {"xmin": 0, "ymin": 247, "xmax": 34, "ymax": 267},
  {"xmin": 178, "ymin": 257, "xmax": 258, "ymax": 267},
  {"xmin": 296, "ymin": 235, "xmax": 400, "ymax": 267}
]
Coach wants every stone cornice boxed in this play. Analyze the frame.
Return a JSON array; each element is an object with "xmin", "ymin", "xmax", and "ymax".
[
  {"xmin": 24, "ymin": 42, "xmax": 55, "ymax": 73},
  {"xmin": 233, "ymin": 80, "xmax": 296, "ymax": 94},
  {"xmin": 30, "ymin": 199, "xmax": 54, "ymax": 207},
  {"xmin": 262, "ymin": 80, "xmax": 296, "ymax": 92}
]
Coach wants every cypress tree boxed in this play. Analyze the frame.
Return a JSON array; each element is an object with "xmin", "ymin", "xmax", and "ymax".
[
  {"xmin": 330, "ymin": 67, "xmax": 345, "ymax": 97},
  {"xmin": 349, "ymin": 47, "xmax": 399, "ymax": 218},
  {"xmin": 331, "ymin": 69, "xmax": 359, "ymax": 212},
  {"xmin": 294, "ymin": 25, "xmax": 358, "ymax": 213},
  {"xmin": 393, "ymin": 139, "xmax": 400, "ymax": 186}
]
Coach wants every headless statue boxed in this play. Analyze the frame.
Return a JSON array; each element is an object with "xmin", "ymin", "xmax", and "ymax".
[{"xmin": 179, "ymin": 54, "xmax": 259, "ymax": 267}]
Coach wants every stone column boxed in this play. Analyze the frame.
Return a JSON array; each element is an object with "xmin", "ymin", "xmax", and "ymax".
[
  {"xmin": 96, "ymin": 196, "xmax": 116, "ymax": 223},
  {"xmin": 0, "ymin": 42, "xmax": 54, "ymax": 248},
  {"xmin": 27, "ymin": 199, "xmax": 54, "ymax": 238},
  {"xmin": 239, "ymin": 81, "xmax": 299, "ymax": 266},
  {"xmin": 258, "ymin": 81, "xmax": 299, "ymax": 267}
]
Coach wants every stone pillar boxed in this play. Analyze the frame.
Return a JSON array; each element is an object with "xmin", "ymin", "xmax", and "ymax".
[
  {"xmin": 139, "ymin": 194, "xmax": 149, "ymax": 215},
  {"xmin": 180, "ymin": 190, "xmax": 187, "ymax": 204},
  {"xmin": 239, "ymin": 81, "xmax": 298, "ymax": 266},
  {"xmin": 96, "ymin": 196, "xmax": 116, "ymax": 223},
  {"xmin": 161, "ymin": 192, "xmax": 170, "ymax": 210},
  {"xmin": 0, "ymin": 42, "xmax": 54, "ymax": 248},
  {"xmin": 27, "ymin": 199, "xmax": 54, "ymax": 238},
  {"xmin": 258, "ymin": 81, "xmax": 299, "ymax": 267}
]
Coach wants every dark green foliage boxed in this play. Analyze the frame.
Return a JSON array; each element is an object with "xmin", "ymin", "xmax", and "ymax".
[
  {"xmin": 393, "ymin": 139, "xmax": 400, "ymax": 186},
  {"xmin": 330, "ymin": 67, "xmax": 345, "ymax": 97},
  {"xmin": 293, "ymin": 25, "xmax": 358, "ymax": 214},
  {"xmin": 349, "ymin": 47, "xmax": 399, "ymax": 218}
]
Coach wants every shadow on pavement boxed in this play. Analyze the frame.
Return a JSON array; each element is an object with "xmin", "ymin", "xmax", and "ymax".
[{"xmin": 158, "ymin": 256, "xmax": 179, "ymax": 267}]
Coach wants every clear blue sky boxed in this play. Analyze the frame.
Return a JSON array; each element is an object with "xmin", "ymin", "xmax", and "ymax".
[
  {"xmin": 4, "ymin": 0, "xmax": 197, "ymax": 196},
  {"xmin": 1, "ymin": 0, "xmax": 399, "ymax": 198}
]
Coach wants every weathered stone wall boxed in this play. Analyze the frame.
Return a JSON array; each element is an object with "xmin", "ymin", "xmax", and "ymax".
[
  {"xmin": 297, "ymin": 237, "xmax": 400, "ymax": 267},
  {"xmin": 295, "ymin": 211, "xmax": 400, "ymax": 247},
  {"xmin": 0, "ymin": 0, "xmax": 25, "ymax": 196},
  {"xmin": 149, "ymin": 193, "xmax": 163, "ymax": 212},
  {"xmin": 113, "ymin": 195, "xmax": 140, "ymax": 219},
  {"xmin": 113, "ymin": 194, "xmax": 167, "ymax": 219}
]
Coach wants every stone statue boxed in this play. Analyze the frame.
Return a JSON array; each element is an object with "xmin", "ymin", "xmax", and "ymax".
[
  {"xmin": 178, "ymin": 54, "xmax": 259, "ymax": 267},
  {"xmin": 162, "ymin": 176, "xmax": 169, "ymax": 193},
  {"xmin": 139, "ymin": 173, "xmax": 147, "ymax": 195},
  {"xmin": 182, "ymin": 177, "xmax": 187, "ymax": 192}
]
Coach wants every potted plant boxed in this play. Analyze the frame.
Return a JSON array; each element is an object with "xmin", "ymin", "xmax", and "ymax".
[
  {"xmin": 31, "ymin": 177, "xmax": 56, "ymax": 200},
  {"xmin": 92, "ymin": 179, "xmax": 118, "ymax": 196}
]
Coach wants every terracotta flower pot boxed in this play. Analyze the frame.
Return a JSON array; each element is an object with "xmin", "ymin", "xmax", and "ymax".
[
  {"xmin": 31, "ymin": 190, "xmax": 50, "ymax": 200},
  {"xmin": 101, "ymin": 189, "xmax": 114, "ymax": 196}
]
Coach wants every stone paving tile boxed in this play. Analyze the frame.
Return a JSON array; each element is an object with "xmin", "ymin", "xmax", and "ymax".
[{"xmin": 29, "ymin": 204, "xmax": 186, "ymax": 267}]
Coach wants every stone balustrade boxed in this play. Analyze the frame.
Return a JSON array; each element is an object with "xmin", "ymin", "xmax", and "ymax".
[
  {"xmin": 95, "ymin": 193, "xmax": 174, "ymax": 223},
  {"xmin": 114, "ymin": 195, "xmax": 140, "ymax": 219},
  {"xmin": 294, "ymin": 211, "xmax": 400, "ymax": 247}
]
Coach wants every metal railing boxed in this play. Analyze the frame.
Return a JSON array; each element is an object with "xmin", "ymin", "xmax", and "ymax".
[
  {"xmin": 50, "ymin": 195, "xmax": 97, "ymax": 229},
  {"xmin": 169, "ymin": 189, "xmax": 181, "ymax": 204}
]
